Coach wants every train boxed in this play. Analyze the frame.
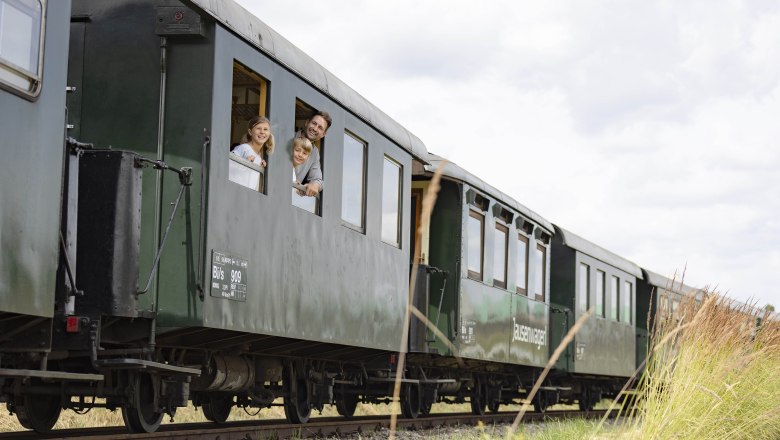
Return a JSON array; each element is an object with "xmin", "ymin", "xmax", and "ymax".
[{"xmin": 0, "ymin": 0, "xmax": 703, "ymax": 434}]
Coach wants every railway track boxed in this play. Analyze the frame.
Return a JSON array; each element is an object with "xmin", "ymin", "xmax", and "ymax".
[{"xmin": 0, "ymin": 410, "xmax": 612, "ymax": 439}]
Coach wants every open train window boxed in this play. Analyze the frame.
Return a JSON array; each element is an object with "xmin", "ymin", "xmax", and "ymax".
[
  {"xmin": 0, "ymin": 0, "xmax": 44, "ymax": 99},
  {"xmin": 622, "ymin": 280, "xmax": 633, "ymax": 324},
  {"xmin": 381, "ymin": 156, "xmax": 402, "ymax": 247},
  {"xmin": 534, "ymin": 243, "xmax": 546, "ymax": 302},
  {"xmin": 596, "ymin": 269, "xmax": 606, "ymax": 317},
  {"xmin": 578, "ymin": 263, "xmax": 590, "ymax": 312},
  {"xmin": 467, "ymin": 210, "xmax": 484, "ymax": 281},
  {"xmin": 516, "ymin": 234, "xmax": 528, "ymax": 295},
  {"xmin": 610, "ymin": 276, "xmax": 619, "ymax": 321},
  {"xmin": 292, "ymin": 99, "xmax": 326, "ymax": 215},
  {"xmin": 341, "ymin": 131, "xmax": 366, "ymax": 232},
  {"xmin": 493, "ymin": 223, "xmax": 508, "ymax": 289},
  {"xmin": 228, "ymin": 61, "xmax": 270, "ymax": 193}
]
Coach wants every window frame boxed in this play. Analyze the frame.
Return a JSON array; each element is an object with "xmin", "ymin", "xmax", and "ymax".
[
  {"xmin": 610, "ymin": 275, "xmax": 619, "ymax": 321},
  {"xmin": 292, "ymin": 98, "xmax": 325, "ymax": 215},
  {"xmin": 340, "ymin": 130, "xmax": 367, "ymax": 232},
  {"xmin": 228, "ymin": 60, "xmax": 270, "ymax": 194},
  {"xmin": 467, "ymin": 209, "xmax": 485, "ymax": 281},
  {"xmin": 0, "ymin": 0, "xmax": 45, "ymax": 100},
  {"xmin": 516, "ymin": 233, "xmax": 529, "ymax": 295},
  {"xmin": 622, "ymin": 280, "xmax": 633, "ymax": 324},
  {"xmin": 578, "ymin": 262, "xmax": 590, "ymax": 312},
  {"xmin": 596, "ymin": 269, "xmax": 606, "ymax": 317},
  {"xmin": 380, "ymin": 155, "xmax": 402, "ymax": 247},
  {"xmin": 493, "ymin": 222, "xmax": 508, "ymax": 289},
  {"xmin": 534, "ymin": 243, "xmax": 546, "ymax": 302}
]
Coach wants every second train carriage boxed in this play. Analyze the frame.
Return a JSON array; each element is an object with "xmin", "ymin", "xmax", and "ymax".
[{"xmin": 409, "ymin": 154, "xmax": 557, "ymax": 413}]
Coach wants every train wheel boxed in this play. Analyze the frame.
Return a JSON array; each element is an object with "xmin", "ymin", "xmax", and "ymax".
[
  {"xmin": 335, "ymin": 389, "xmax": 358, "ymax": 419},
  {"xmin": 487, "ymin": 400, "xmax": 500, "ymax": 413},
  {"xmin": 14, "ymin": 384, "xmax": 61, "ymax": 433},
  {"xmin": 420, "ymin": 400, "xmax": 433, "ymax": 417},
  {"xmin": 469, "ymin": 381, "xmax": 487, "ymax": 416},
  {"xmin": 578, "ymin": 392, "xmax": 593, "ymax": 411},
  {"xmin": 203, "ymin": 394, "xmax": 233, "ymax": 424},
  {"xmin": 533, "ymin": 392, "xmax": 548, "ymax": 414},
  {"xmin": 400, "ymin": 383, "xmax": 421, "ymax": 419},
  {"xmin": 283, "ymin": 367, "xmax": 311, "ymax": 424},
  {"xmin": 122, "ymin": 373, "xmax": 163, "ymax": 433}
]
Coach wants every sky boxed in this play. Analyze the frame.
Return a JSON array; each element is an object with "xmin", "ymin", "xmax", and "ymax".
[{"xmin": 235, "ymin": 0, "xmax": 780, "ymax": 308}]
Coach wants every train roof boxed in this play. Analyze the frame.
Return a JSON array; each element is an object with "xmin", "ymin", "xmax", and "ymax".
[
  {"xmin": 423, "ymin": 154, "xmax": 555, "ymax": 234},
  {"xmin": 642, "ymin": 268, "xmax": 702, "ymax": 296},
  {"xmin": 186, "ymin": 0, "xmax": 429, "ymax": 162},
  {"xmin": 553, "ymin": 225, "xmax": 644, "ymax": 279}
]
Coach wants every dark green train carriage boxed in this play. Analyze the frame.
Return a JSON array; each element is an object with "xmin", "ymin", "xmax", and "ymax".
[
  {"xmin": 636, "ymin": 269, "xmax": 705, "ymax": 369},
  {"xmin": 67, "ymin": 0, "xmax": 428, "ymax": 351},
  {"xmin": 549, "ymin": 226, "xmax": 641, "ymax": 409},
  {"xmin": 409, "ymin": 154, "xmax": 556, "ymax": 413}
]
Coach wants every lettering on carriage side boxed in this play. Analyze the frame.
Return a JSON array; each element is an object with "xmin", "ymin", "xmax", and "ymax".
[
  {"xmin": 511, "ymin": 317, "xmax": 547, "ymax": 350},
  {"xmin": 209, "ymin": 250, "xmax": 248, "ymax": 301},
  {"xmin": 576, "ymin": 343, "xmax": 586, "ymax": 361},
  {"xmin": 460, "ymin": 319, "xmax": 476, "ymax": 345}
]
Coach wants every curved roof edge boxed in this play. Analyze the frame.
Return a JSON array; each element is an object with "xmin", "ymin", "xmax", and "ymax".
[
  {"xmin": 424, "ymin": 154, "xmax": 554, "ymax": 234},
  {"xmin": 554, "ymin": 225, "xmax": 643, "ymax": 279},
  {"xmin": 642, "ymin": 269, "xmax": 702, "ymax": 296},
  {"xmin": 186, "ymin": 0, "xmax": 429, "ymax": 162}
]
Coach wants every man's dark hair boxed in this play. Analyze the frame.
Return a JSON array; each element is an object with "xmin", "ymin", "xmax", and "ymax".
[{"xmin": 311, "ymin": 110, "xmax": 332, "ymax": 129}]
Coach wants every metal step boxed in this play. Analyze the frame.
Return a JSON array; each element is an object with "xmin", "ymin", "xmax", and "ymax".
[
  {"xmin": 93, "ymin": 359, "xmax": 200, "ymax": 376},
  {"xmin": 0, "ymin": 368, "xmax": 103, "ymax": 382}
]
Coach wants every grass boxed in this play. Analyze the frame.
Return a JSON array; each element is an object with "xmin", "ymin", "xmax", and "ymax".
[{"xmin": 613, "ymin": 293, "xmax": 780, "ymax": 440}]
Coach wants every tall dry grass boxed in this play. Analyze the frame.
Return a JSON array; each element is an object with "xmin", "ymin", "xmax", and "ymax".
[{"xmin": 612, "ymin": 292, "xmax": 780, "ymax": 440}]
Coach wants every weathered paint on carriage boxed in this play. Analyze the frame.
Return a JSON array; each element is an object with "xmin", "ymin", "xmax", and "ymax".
[
  {"xmin": 509, "ymin": 294, "xmax": 549, "ymax": 367},
  {"xmin": 68, "ymin": 0, "xmax": 419, "ymax": 352},
  {"xmin": 0, "ymin": 0, "xmax": 71, "ymax": 318},
  {"xmin": 459, "ymin": 279, "xmax": 511, "ymax": 363},
  {"xmin": 420, "ymin": 175, "xmax": 553, "ymax": 366}
]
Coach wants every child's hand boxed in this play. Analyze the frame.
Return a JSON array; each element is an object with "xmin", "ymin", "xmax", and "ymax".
[
  {"xmin": 247, "ymin": 154, "xmax": 257, "ymax": 162},
  {"xmin": 260, "ymin": 159, "xmax": 267, "ymax": 167}
]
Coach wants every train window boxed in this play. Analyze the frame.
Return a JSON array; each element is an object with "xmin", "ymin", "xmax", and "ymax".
[
  {"xmin": 0, "ymin": 0, "xmax": 44, "ymax": 98},
  {"xmin": 467, "ymin": 210, "xmax": 484, "ymax": 280},
  {"xmin": 659, "ymin": 292, "xmax": 668, "ymax": 319},
  {"xmin": 493, "ymin": 223, "xmax": 508, "ymax": 289},
  {"xmin": 578, "ymin": 263, "xmax": 590, "ymax": 312},
  {"xmin": 610, "ymin": 276, "xmax": 619, "ymax": 321},
  {"xmin": 516, "ymin": 234, "xmax": 528, "ymax": 295},
  {"xmin": 671, "ymin": 299, "xmax": 680, "ymax": 319},
  {"xmin": 292, "ymin": 99, "xmax": 325, "ymax": 215},
  {"xmin": 381, "ymin": 156, "xmax": 402, "ymax": 247},
  {"xmin": 228, "ymin": 61, "xmax": 270, "ymax": 193},
  {"xmin": 533, "ymin": 244, "xmax": 546, "ymax": 302},
  {"xmin": 341, "ymin": 132, "xmax": 366, "ymax": 231},
  {"xmin": 596, "ymin": 270, "xmax": 605, "ymax": 317},
  {"xmin": 622, "ymin": 280, "xmax": 633, "ymax": 323}
]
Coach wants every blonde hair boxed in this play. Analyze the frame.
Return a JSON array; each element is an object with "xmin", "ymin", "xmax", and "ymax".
[
  {"xmin": 241, "ymin": 116, "xmax": 275, "ymax": 154},
  {"xmin": 293, "ymin": 136, "xmax": 313, "ymax": 155}
]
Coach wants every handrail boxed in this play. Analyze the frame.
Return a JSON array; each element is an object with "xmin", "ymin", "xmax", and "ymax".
[{"xmin": 229, "ymin": 152, "xmax": 265, "ymax": 173}]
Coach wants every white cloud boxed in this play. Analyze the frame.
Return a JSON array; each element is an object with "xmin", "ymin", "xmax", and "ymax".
[{"xmin": 237, "ymin": 0, "xmax": 780, "ymax": 308}]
